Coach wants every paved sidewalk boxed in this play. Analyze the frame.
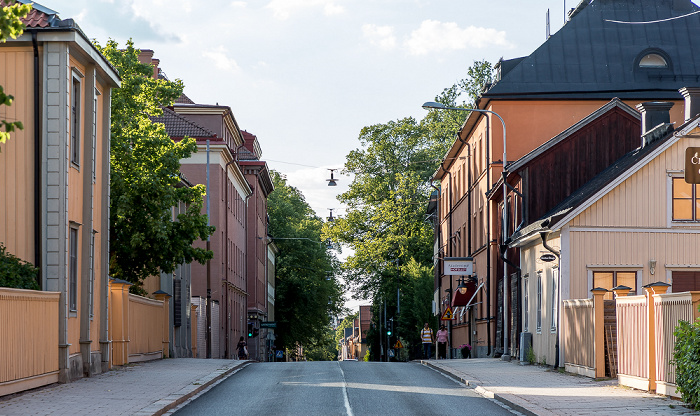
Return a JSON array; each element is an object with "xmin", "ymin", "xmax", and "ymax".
[
  {"xmin": 421, "ymin": 358, "xmax": 698, "ymax": 415},
  {"xmin": 0, "ymin": 358, "xmax": 248, "ymax": 416}
]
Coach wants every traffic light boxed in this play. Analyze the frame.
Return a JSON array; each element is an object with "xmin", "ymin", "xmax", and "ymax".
[
  {"xmin": 387, "ymin": 319, "xmax": 393, "ymax": 336},
  {"xmin": 252, "ymin": 327, "xmax": 259, "ymax": 338},
  {"xmin": 248, "ymin": 322, "xmax": 253, "ymax": 337}
]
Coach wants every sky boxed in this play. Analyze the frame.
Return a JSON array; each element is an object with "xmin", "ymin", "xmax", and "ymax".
[{"xmin": 36, "ymin": 0, "xmax": 578, "ymax": 311}]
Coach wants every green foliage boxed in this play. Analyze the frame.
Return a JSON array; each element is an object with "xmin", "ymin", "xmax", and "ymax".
[
  {"xmin": 0, "ymin": 2, "xmax": 31, "ymax": 147},
  {"xmin": 526, "ymin": 345, "xmax": 536, "ymax": 365},
  {"xmin": 304, "ymin": 326, "xmax": 337, "ymax": 361},
  {"xmin": 0, "ymin": 243, "xmax": 39, "ymax": 290},
  {"xmin": 673, "ymin": 314, "xmax": 700, "ymax": 410},
  {"xmin": 269, "ymin": 171, "xmax": 344, "ymax": 353},
  {"xmin": 363, "ymin": 349, "xmax": 370, "ymax": 361},
  {"xmin": 95, "ymin": 39, "xmax": 214, "ymax": 291}
]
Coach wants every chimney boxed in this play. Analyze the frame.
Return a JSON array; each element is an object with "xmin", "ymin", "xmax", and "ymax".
[
  {"xmin": 151, "ymin": 58, "xmax": 160, "ymax": 80},
  {"xmin": 636, "ymin": 101, "xmax": 674, "ymax": 147},
  {"xmin": 679, "ymin": 87, "xmax": 700, "ymax": 122}
]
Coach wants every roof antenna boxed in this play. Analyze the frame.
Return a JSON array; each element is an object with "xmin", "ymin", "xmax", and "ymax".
[{"xmin": 546, "ymin": 8, "xmax": 551, "ymax": 39}]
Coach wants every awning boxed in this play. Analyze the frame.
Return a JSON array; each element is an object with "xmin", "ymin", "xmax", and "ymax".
[{"xmin": 451, "ymin": 279, "xmax": 478, "ymax": 307}]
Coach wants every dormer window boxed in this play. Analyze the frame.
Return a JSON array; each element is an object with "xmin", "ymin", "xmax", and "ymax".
[{"xmin": 639, "ymin": 53, "xmax": 668, "ymax": 68}]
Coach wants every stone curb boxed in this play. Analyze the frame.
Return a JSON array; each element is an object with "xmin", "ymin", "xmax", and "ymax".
[
  {"xmin": 133, "ymin": 361, "xmax": 251, "ymax": 416},
  {"xmin": 419, "ymin": 360, "xmax": 554, "ymax": 416}
]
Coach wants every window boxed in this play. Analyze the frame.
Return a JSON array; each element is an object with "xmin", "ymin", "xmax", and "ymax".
[
  {"xmin": 69, "ymin": 227, "xmax": 79, "ymax": 312},
  {"xmin": 593, "ymin": 271, "xmax": 637, "ymax": 300},
  {"xmin": 71, "ymin": 77, "xmax": 81, "ymax": 166},
  {"xmin": 523, "ymin": 274, "xmax": 529, "ymax": 331},
  {"xmin": 551, "ymin": 268, "xmax": 558, "ymax": 331},
  {"xmin": 672, "ymin": 271, "xmax": 700, "ymax": 292},
  {"xmin": 89, "ymin": 231, "xmax": 95, "ymax": 317},
  {"xmin": 672, "ymin": 178, "xmax": 699, "ymax": 221},
  {"xmin": 536, "ymin": 271, "xmax": 542, "ymax": 332},
  {"xmin": 639, "ymin": 53, "xmax": 668, "ymax": 68}
]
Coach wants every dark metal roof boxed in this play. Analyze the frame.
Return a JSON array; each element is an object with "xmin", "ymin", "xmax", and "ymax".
[
  {"xmin": 150, "ymin": 107, "xmax": 216, "ymax": 138},
  {"xmin": 484, "ymin": 0, "xmax": 700, "ymax": 100}
]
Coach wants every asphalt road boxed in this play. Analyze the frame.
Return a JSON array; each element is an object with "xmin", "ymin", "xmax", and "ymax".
[{"xmin": 174, "ymin": 361, "xmax": 516, "ymax": 416}]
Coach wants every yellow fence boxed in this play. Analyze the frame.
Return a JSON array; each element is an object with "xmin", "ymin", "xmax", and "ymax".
[
  {"xmin": 616, "ymin": 295, "xmax": 648, "ymax": 387},
  {"xmin": 615, "ymin": 284, "xmax": 700, "ymax": 397},
  {"xmin": 0, "ymin": 288, "xmax": 60, "ymax": 396},
  {"xmin": 109, "ymin": 280, "xmax": 169, "ymax": 366},
  {"xmin": 563, "ymin": 299, "xmax": 595, "ymax": 374},
  {"xmin": 652, "ymin": 291, "xmax": 700, "ymax": 397}
]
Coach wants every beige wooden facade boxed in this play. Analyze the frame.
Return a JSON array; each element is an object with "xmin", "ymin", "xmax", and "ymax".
[
  {"xmin": 0, "ymin": 25, "xmax": 119, "ymax": 382},
  {"xmin": 517, "ymin": 112, "xmax": 700, "ymax": 366}
]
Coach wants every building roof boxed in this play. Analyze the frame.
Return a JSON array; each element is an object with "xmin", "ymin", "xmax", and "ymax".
[
  {"xmin": 509, "ymin": 117, "xmax": 700, "ymax": 246},
  {"xmin": 150, "ymin": 107, "xmax": 216, "ymax": 139},
  {"xmin": 483, "ymin": 0, "xmax": 700, "ymax": 100}
]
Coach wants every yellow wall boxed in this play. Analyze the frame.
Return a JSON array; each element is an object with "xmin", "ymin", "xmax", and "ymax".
[
  {"xmin": 567, "ymin": 132, "xmax": 700, "ymax": 300},
  {"xmin": 0, "ymin": 47, "xmax": 35, "ymax": 264}
]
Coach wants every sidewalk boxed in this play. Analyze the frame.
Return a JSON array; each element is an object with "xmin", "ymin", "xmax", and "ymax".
[
  {"xmin": 421, "ymin": 358, "xmax": 699, "ymax": 415},
  {"xmin": 0, "ymin": 359, "xmax": 248, "ymax": 416}
]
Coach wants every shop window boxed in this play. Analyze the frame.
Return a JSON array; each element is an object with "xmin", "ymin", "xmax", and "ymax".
[
  {"xmin": 593, "ymin": 271, "xmax": 637, "ymax": 300},
  {"xmin": 672, "ymin": 178, "xmax": 699, "ymax": 221}
]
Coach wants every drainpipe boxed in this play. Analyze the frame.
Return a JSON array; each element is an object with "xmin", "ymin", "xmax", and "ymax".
[
  {"xmin": 540, "ymin": 231, "xmax": 561, "ymax": 368},
  {"xmin": 32, "ymin": 30, "xmax": 41, "ymax": 284},
  {"xmin": 430, "ymin": 181, "xmax": 441, "ymax": 330}
]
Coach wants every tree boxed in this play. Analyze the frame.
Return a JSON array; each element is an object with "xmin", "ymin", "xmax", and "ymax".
[
  {"xmin": 0, "ymin": 2, "xmax": 31, "ymax": 147},
  {"xmin": 323, "ymin": 61, "xmax": 493, "ymax": 359},
  {"xmin": 268, "ymin": 170, "xmax": 344, "ymax": 355},
  {"xmin": 95, "ymin": 40, "xmax": 214, "ymax": 291}
]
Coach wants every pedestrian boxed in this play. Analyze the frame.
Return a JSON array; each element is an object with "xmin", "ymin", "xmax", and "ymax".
[
  {"xmin": 436, "ymin": 324, "xmax": 448, "ymax": 359},
  {"xmin": 237, "ymin": 336, "xmax": 248, "ymax": 360},
  {"xmin": 420, "ymin": 322, "xmax": 434, "ymax": 359}
]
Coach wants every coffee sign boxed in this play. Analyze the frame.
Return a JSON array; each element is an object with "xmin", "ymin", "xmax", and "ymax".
[{"xmin": 686, "ymin": 147, "xmax": 700, "ymax": 184}]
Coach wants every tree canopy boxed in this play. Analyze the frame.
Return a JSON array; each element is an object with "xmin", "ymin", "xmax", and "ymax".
[
  {"xmin": 0, "ymin": 2, "xmax": 31, "ymax": 147},
  {"xmin": 96, "ymin": 39, "xmax": 214, "ymax": 290},
  {"xmin": 268, "ymin": 170, "xmax": 344, "ymax": 356}
]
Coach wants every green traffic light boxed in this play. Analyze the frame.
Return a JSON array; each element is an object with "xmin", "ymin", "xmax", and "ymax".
[{"xmin": 387, "ymin": 331, "xmax": 392, "ymax": 336}]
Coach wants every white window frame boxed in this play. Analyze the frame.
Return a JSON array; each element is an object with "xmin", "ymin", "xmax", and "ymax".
[
  {"xmin": 523, "ymin": 274, "xmax": 529, "ymax": 332},
  {"xmin": 551, "ymin": 267, "xmax": 559, "ymax": 332},
  {"xmin": 536, "ymin": 271, "xmax": 542, "ymax": 333}
]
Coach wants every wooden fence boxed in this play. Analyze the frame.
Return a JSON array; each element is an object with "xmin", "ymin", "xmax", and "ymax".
[
  {"xmin": 562, "ymin": 299, "xmax": 595, "ymax": 376},
  {"xmin": 0, "ymin": 288, "xmax": 60, "ymax": 396},
  {"xmin": 109, "ymin": 279, "xmax": 169, "ymax": 366},
  {"xmin": 615, "ymin": 283, "xmax": 700, "ymax": 397}
]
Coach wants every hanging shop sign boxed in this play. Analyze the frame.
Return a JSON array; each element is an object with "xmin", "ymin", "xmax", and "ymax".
[
  {"xmin": 685, "ymin": 147, "xmax": 700, "ymax": 184},
  {"xmin": 443, "ymin": 257, "xmax": 474, "ymax": 276},
  {"xmin": 540, "ymin": 253, "xmax": 557, "ymax": 263}
]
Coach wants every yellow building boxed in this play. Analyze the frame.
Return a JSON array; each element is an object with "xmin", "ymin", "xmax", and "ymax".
[
  {"xmin": 510, "ymin": 90, "xmax": 700, "ymax": 368},
  {"xmin": 0, "ymin": 3, "xmax": 120, "ymax": 381}
]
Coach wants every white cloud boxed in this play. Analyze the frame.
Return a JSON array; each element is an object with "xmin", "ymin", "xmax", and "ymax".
[
  {"xmin": 404, "ymin": 20, "xmax": 512, "ymax": 56},
  {"xmin": 266, "ymin": 0, "xmax": 345, "ymax": 20},
  {"xmin": 202, "ymin": 46, "xmax": 240, "ymax": 72},
  {"xmin": 231, "ymin": 1, "xmax": 247, "ymax": 7},
  {"xmin": 362, "ymin": 24, "xmax": 396, "ymax": 50}
]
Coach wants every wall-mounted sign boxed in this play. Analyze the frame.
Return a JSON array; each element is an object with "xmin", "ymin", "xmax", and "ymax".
[
  {"xmin": 540, "ymin": 253, "xmax": 557, "ymax": 262},
  {"xmin": 686, "ymin": 147, "xmax": 700, "ymax": 184},
  {"xmin": 443, "ymin": 257, "xmax": 474, "ymax": 275}
]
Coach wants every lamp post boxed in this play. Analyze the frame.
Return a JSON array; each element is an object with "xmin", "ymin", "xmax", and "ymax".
[{"xmin": 422, "ymin": 101, "xmax": 510, "ymax": 359}]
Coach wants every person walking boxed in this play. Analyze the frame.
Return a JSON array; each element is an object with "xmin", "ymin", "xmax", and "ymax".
[
  {"xmin": 237, "ymin": 336, "xmax": 248, "ymax": 360},
  {"xmin": 420, "ymin": 323, "xmax": 434, "ymax": 359},
  {"xmin": 436, "ymin": 325, "xmax": 449, "ymax": 359}
]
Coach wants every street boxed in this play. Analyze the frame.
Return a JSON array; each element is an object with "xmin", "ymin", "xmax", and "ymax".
[{"xmin": 173, "ymin": 361, "xmax": 516, "ymax": 416}]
